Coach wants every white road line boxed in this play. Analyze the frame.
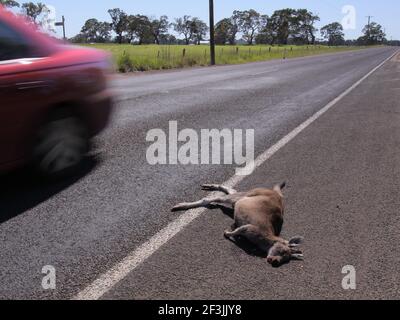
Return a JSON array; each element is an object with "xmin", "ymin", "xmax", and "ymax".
[{"xmin": 73, "ymin": 49, "xmax": 398, "ymax": 300}]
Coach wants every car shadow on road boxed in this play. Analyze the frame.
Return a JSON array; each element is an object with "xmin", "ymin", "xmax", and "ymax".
[{"xmin": 0, "ymin": 155, "xmax": 100, "ymax": 224}]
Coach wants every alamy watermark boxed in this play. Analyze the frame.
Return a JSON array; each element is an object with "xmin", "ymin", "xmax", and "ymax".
[
  {"xmin": 342, "ymin": 265, "xmax": 356, "ymax": 290},
  {"xmin": 146, "ymin": 121, "xmax": 255, "ymax": 175},
  {"xmin": 41, "ymin": 265, "xmax": 56, "ymax": 290},
  {"xmin": 342, "ymin": 5, "xmax": 357, "ymax": 30},
  {"xmin": 40, "ymin": 4, "xmax": 57, "ymax": 34}
]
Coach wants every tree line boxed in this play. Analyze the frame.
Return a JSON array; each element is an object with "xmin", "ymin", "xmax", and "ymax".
[
  {"xmin": 72, "ymin": 9, "xmax": 210, "ymax": 45},
  {"xmin": 1, "ymin": 0, "xmax": 54, "ymax": 27},
  {"xmin": 1, "ymin": 1, "xmax": 389, "ymax": 46},
  {"xmin": 71, "ymin": 8, "xmax": 387, "ymax": 46}
]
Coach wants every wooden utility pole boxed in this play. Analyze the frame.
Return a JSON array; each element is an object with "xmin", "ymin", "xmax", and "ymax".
[
  {"xmin": 366, "ymin": 16, "xmax": 373, "ymax": 35},
  {"xmin": 365, "ymin": 15, "xmax": 374, "ymax": 44},
  {"xmin": 366, "ymin": 15, "xmax": 373, "ymax": 26},
  {"xmin": 55, "ymin": 15, "xmax": 66, "ymax": 41},
  {"xmin": 209, "ymin": 0, "xmax": 216, "ymax": 65}
]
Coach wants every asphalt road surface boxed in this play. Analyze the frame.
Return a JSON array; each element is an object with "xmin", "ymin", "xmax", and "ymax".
[{"xmin": 1, "ymin": 47, "xmax": 399, "ymax": 300}]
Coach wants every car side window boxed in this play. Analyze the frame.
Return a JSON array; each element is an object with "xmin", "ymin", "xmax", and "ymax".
[{"xmin": 0, "ymin": 20, "xmax": 32, "ymax": 62}]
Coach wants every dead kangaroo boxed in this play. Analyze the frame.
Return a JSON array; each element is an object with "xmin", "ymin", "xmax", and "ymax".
[{"xmin": 171, "ymin": 182, "xmax": 304, "ymax": 267}]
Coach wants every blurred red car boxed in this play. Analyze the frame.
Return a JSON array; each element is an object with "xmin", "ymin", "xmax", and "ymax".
[{"xmin": 0, "ymin": 6, "xmax": 113, "ymax": 176}]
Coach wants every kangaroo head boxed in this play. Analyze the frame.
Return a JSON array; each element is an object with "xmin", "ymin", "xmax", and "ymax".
[{"xmin": 266, "ymin": 236, "xmax": 304, "ymax": 267}]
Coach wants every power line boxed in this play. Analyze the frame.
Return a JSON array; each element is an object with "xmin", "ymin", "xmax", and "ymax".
[
  {"xmin": 366, "ymin": 15, "xmax": 374, "ymax": 30},
  {"xmin": 365, "ymin": 15, "xmax": 374, "ymax": 42}
]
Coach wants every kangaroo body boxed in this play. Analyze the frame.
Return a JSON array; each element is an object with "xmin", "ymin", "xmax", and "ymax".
[{"xmin": 172, "ymin": 183, "xmax": 303, "ymax": 267}]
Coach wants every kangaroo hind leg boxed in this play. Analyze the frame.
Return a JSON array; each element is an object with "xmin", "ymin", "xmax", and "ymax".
[{"xmin": 172, "ymin": 195, "xmax": 234, "ymax": 212}]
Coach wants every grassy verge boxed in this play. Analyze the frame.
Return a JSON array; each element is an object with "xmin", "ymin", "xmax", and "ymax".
[{"xmin": 83, "ymin": 44, "xmax": 370, "ymax": 72}]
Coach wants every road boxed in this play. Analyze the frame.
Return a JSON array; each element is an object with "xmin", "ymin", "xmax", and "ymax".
[{"xmin": 1, "ymin": 47, "xmax": 399, "ymax": 300}]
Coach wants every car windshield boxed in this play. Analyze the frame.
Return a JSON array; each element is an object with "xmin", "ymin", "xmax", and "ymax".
[{"xmin": 0, "ymin": 20, "xmax": 32, "ymax": 60}]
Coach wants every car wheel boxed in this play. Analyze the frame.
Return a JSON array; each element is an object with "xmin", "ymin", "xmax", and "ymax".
[{"xmin": 33, "ymin": 110, "xmax": 89, "ymax": 177}]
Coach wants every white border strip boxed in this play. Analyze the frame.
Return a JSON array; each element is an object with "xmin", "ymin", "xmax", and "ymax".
[{"xmin": 73, "ymin": 49, "xmax": 398, "ymax": 300}]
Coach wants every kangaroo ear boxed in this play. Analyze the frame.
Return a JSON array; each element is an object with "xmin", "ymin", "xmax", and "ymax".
[{"xmin": 289, "ymin": 236, "xmax": 304, "ymax": 245}]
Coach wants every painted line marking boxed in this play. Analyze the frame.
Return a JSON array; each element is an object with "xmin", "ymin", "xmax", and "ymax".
[{"xmin": 73, "ymin": 49, "xmax": 398, "ymax": 300}]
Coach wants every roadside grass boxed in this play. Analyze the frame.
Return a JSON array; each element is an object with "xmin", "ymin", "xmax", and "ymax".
[{"xmin": 83, "ymin": 43, "xmax": 370, "ymax": 72}]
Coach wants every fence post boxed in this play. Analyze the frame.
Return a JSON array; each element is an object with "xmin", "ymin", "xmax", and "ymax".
[
  {"xmin": 236, "ymin": 47, "xmax": 239, "ymax": 55},
  {"xmin": 283, "ymin": 48, "xmax": 287, "ymax": 59},
  {"xmin": 182, "ymin": 48, "xmax": 186, "ymax": 58}
]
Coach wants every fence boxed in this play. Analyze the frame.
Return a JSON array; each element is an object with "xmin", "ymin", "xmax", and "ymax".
[{"xmin": 85, "ymin": 44, "xmax": 364, "ymax": 72}]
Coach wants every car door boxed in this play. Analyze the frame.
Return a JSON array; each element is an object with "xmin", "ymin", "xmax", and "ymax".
[{"xmin": 0, "ymin": 19, "xmax": 50, "ymax": 167}]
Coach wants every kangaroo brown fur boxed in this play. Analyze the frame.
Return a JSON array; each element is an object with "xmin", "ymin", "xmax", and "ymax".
[{"xmin": 171, "ymin": 182, "xmax": 304, "ymax": 267}]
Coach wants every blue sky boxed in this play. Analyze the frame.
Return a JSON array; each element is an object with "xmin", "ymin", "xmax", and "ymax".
[{"xmin": 29, "ymin": 0, "xmax": 399, "ymax": 40}]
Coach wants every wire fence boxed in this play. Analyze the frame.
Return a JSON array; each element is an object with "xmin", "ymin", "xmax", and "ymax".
[{"xmin": 85, "ymin": 44, "xmax": 367, "ymax": 72}]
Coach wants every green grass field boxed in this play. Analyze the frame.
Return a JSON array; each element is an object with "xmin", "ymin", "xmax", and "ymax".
[{"xmin": 84, "ymin": 44, "xmax": 369, "ymax": 72}]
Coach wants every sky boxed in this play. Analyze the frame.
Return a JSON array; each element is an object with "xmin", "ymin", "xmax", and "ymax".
[{"xmin": 19, "ymin": 0, "xmax": 399, "ymax": 40}]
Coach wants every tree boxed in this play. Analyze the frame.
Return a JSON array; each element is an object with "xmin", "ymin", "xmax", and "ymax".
[
  {"xmin": 321, "ymin": 22, "xmax": 345, "ymax": 45},
  {"xmin": 215, "ymin": 18, "xmax": 231, "ymax": 45},
  {"xmin": 20, "ymin": 1, "xmax": 54, "ymax": 32},
  {"xmin": 191, "ymin": 17, "xmax": 208, "ymax": 45},
  {"xmin": 125, "ymin": 14, "xmax": 153, "ymax": 44},
  {"xmin": 0, "ymin": 0, "xmax": 20, "ymax": 8},
  {"xmin": 125, "ymin": 14, "xmax": 138, "ymax": 43},
  {"xmin": 159, "ymin": 33, "xmax": 177, "ymax": 45},
  {"xmin": 215, "ymin": 17, "xmax": 238, "ymax": 45},
  {"xmin": 360, "ymin": 22, "xmax": 386, "ymax": 45},
  {"xmin": 21, "ymin": 2, "xmax": 48, "ymax": 23},
  {"xmin": 133, "ymin": 15, "xmax": 153, "ymax": 44},
  {"xmin": 293, "ymin": 9, "xmax": 320, "ymax": 44},
  {"xmin": 149, "ymin": 15, "xmax": 169, "ymax": 45},
  {"xmin": 233, "ymin": 9, "xmax": 264, "ymax": 45},
  {"xmin": 108, "ymin": 8, "xmax": 128, "ymax": 44},
  {"xmin": 69, "ymin": 33, "xmax": 86, "ymax": 43},
  {"xmin": 80, "ymin": 18, "xmax": 98, "ymax": 43},
  {"xmin": 97, "ymin": 22, "xmax": 112, "ymax": 43},
  {"xmin": 173, "ymin": 15, "xmax": 194, "ymax": 45},
  {"xmin": 256, "ymin": 9, "xmax": 297, "ymax": 45},
  {"xmin": 79, "ymin": 18, "xmax": 111, "ymax": 43},
  {"xmin": 257, "ymin": 15, "xmax": 279, "ymax": 45},
  {"xmin": 273, "ymin": 9, "xmax": 297, "ymax": 45},
  {"xmin": 255, "ymin": 16, "xmax": 274, "ymax": 44}
]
